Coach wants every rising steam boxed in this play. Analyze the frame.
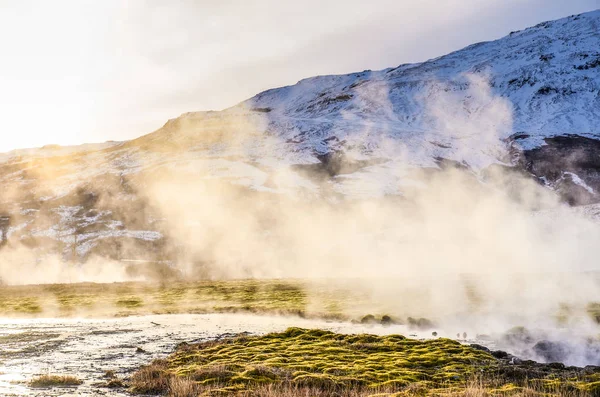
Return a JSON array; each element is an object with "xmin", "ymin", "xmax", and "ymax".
[{"xmin": 0, "ymin": 73, "xmax": 599, "ymax": 365}]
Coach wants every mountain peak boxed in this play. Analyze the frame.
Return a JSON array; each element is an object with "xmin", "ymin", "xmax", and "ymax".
[{"xmin": 0, "ymin": 11, "xmax": 600, "ymax": 264}]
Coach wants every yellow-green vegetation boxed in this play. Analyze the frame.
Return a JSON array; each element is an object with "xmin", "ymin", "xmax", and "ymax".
[
  {"xmin": 0, "ymin": 279, "xmax": 396, "ymax": 321},
  {"xmin": 587, "ymin": 302, "xmax": 600, "ymax": 323},
  {"xmin": 2, "ymin": 280, "xmax": 599, "ymax": 328},
  {"xmin": 130, "ymin": 328, "xmax": 600, "ymax": 396},
  {"xmin": 29, "ymin": 374, "xmax": 83, "ymax": 388},
  {"xmin": 115, "ymin": 296, "xmax": 145, "ymax": 308},
  {"xmin": 167, "ymin": 328, "xmax": 493, "ymax": 388},
  {"xmin": 0, "ymin": 296, "xmax": 43, "ymax": 314}
]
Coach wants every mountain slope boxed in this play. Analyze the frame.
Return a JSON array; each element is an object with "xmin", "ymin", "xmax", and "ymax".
[
  {"xmin": 0, "ymin": 10, "xmax": 599, "ymax": 271},
  {"xmin": 134, "ymin": 9, "xmax": 600, "ymax": 196}
]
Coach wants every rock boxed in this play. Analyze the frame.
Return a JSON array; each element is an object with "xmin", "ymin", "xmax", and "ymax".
[
  {"xmin": 496, "ymin": 366, "xmax": 532, "ymax": 382},
  {"xmin": 470, "ymin": 344, "xmax": 491, "ymax": 353},
  {"xmin": 360, "ymin": 314, "xmax": 377, "ymax": 324},
  {"xmin": 407, "ymin": 317, "xmax": 435, "ymax": 330},
  {"xmin": 380, "ymin": 315, "xmax": 395, "ymax": 326},
  {"xmin": 492, "ymin": 350, "xmax": 510, "ymax": 359},
  {"xmin": 510, "ymin": 357, "xmax": 523, "ymax": 365},
  {"xmin": 521, "ymin": 360, "xmax": 538, "ymax": 366},
  {"xmin": 532, "ymin": 340, "xmax": 568, "ymax": 363},
  {"xmin": 516, "ymin": 136, "xmax": 600, "ymax": 205},
  {"xmin": 135, "ymin": 347, "xmax": 146, "ymax": 354},
  {"xmin": 547, "ymin": 362, "xmax": 566, "ymax": 370}
]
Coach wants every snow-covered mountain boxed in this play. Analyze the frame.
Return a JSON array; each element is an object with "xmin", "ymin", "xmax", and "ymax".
[
  {"xmin": 136, "ymin": 9, "xmax": 600, "ymax": 199},
  {"xmin": 0, "ymin": 10, "xmax": 599, "ymax": 266}
]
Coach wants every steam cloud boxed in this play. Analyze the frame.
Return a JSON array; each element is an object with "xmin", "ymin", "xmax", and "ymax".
[{"xmin": 1, "ymin": 73, "xmax": 599, "ymax": 365}]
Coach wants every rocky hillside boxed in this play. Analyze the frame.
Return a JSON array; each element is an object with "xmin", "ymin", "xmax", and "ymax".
[{"xmin": 0, "ymin": 10, "xmax": 599, "ymax": 268}]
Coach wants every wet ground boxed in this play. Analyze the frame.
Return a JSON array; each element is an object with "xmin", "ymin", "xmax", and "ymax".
[
  {"xmin": 1, "ymin": 312, "xmax": 597, "ymax": 396},
  {"xmin": 0, "ymin": 313, "xmax": 440, "ymax": 397}
]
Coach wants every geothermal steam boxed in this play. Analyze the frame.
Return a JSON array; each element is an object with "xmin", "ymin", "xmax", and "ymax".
[
  {"xmin": 143, "ymin": 74, "xmax": 600, "ymax": 365},
  {"xmin": 1, "ymin": 73, "xmax": 599, "ymax": 365}
]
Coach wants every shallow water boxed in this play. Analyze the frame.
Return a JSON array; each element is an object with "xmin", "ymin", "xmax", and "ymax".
[{"xmin": 0, "ymin": 313, "xmax": 441, "ymax": 396}]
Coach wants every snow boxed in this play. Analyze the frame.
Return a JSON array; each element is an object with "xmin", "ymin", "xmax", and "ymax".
[
  {"xmin": 0, "ymin": 12, "xmax": 597, "ymax": 191},
  {"xmin": 563, "ymin": 172, "xmax": 596, "ymax": 194},
  {"xmin": 228, "ymin": 10, "xmax": 600, "ymax": 172},
  {"xmin": 19, "ymin": 6, "xmax": 595, "ymax": 200},
  {"xmin": 0, "ymin": 10, "xmax": 599, "ymax": 253},
  {"xmin": 75, "ymin": 230, "xmax": 163, "ymax": 257}
]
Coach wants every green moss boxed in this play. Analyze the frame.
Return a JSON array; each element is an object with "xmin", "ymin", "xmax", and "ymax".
[
  {"xmin": 115, "ymin": 296, "xmax": 144, "ymax": 308},
  {"xmin": 587, "ymin": 302, "xmax": 600, "ymax": 323},
  {"xmin": 134, "ymin": 327, "xmax": 600, "ymax": 396},
  {"xmin": 155, "ymin": 328, "xmax": 497, "ymax": 394},
  {"xmin": 191, "ymin": 365, "xmax": 237, "ymax": 384},
  {"xmin": 14, "ymin": 298, "xmax": 42, "ymax": 313},
  {"xmin": 579, "ymin": 380, "xmax": 600, "ymax": 394},
  {"xmin": 0, "ymin": 279, "xmax": 386, "ymax": 319},
  {"xmin": 154, "ymin": 287, "xmax": 187, "ymax": 306}
]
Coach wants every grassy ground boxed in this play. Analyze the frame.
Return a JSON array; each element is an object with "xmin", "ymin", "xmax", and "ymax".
[
  {"xmin": 29, "ymin": 374, "xmax": 83, "ymax": 388},
  {"xmin": 2, "ymin": 279, "xmax": 600, "ymax": 329},
  {"xmin": 0, "ymin": 279, "xmax": 404, "ymax": 321},
  {"xmin": 129, "ymin": 328, "xmax": 600, "ymax": 396}
]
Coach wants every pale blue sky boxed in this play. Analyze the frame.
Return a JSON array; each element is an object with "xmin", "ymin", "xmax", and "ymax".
[{"xmin": 0, "ymin": 0, "xmax": 598, "ymax": 151}]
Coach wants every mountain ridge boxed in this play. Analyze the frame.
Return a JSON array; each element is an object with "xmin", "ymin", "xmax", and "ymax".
[{"xmin": 0, "ymin": 10, "xmax": 599, "ymax": 271}]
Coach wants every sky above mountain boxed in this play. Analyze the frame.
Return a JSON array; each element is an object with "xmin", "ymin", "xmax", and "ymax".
[{"xmin": 0, "ymin": 0, "xmax": 598, "ymax": 152}]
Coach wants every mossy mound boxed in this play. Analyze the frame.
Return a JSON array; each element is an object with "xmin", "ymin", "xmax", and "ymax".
[
  {"xmin": 131, "ymin": 328, "xmax": 600, "ymax": 396},
  {"xmin": 169, "ymin": 327, "xmax": 495, "ymax": 388},
  {"xmin": 133, "ymin": 328, "xmax": 499, "ymax": 395}
]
